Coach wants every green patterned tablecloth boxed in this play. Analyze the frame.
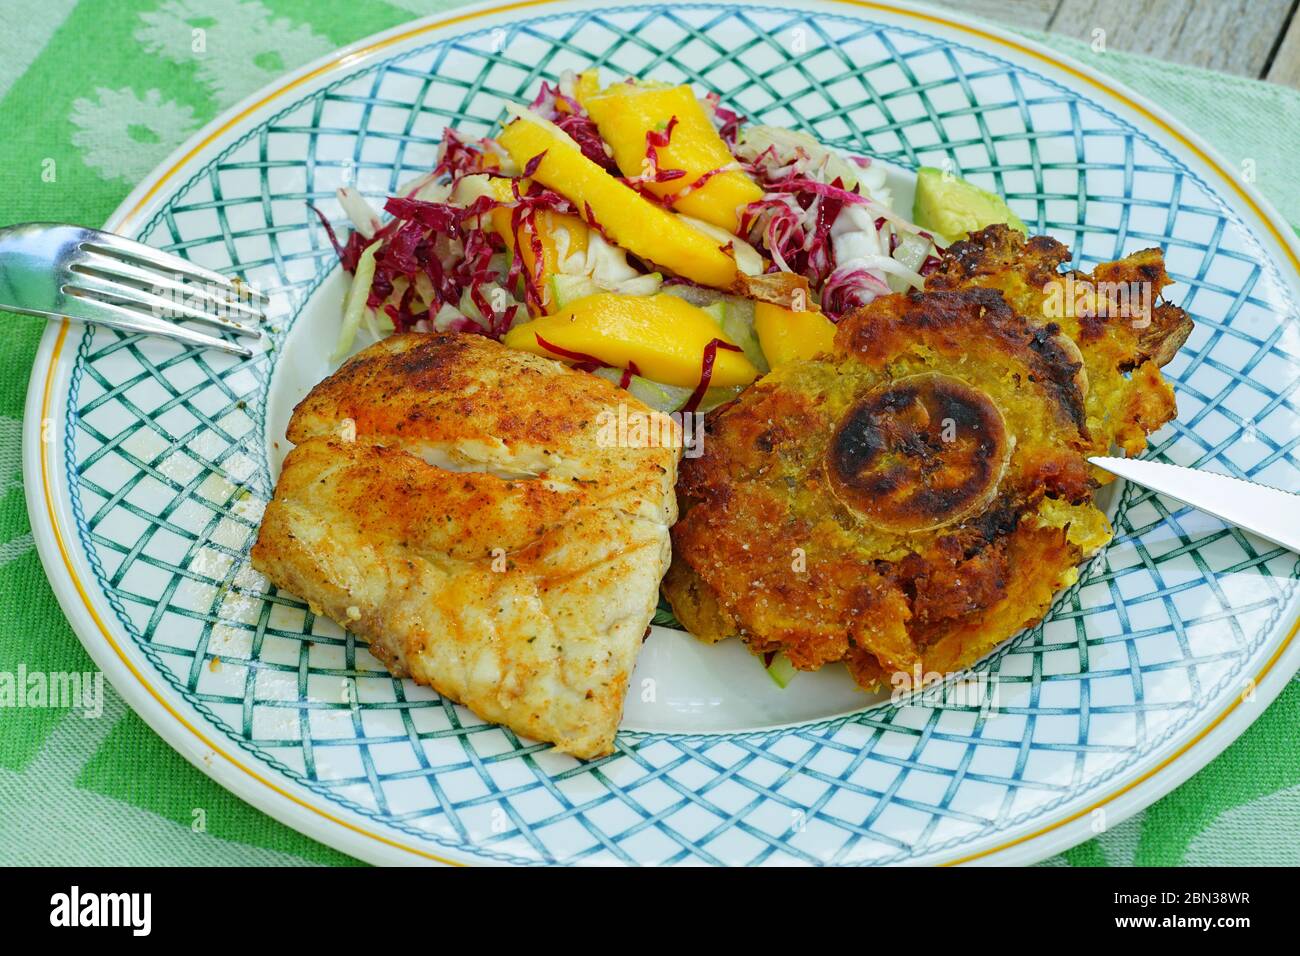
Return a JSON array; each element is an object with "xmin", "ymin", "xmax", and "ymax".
[{"xmin": 0, "ymin": 0, "xmax": 1297, "ymax": 867}]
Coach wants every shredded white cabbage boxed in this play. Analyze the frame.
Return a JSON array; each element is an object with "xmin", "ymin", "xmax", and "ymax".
[
  {"xmin": 332, "ymin": 242, "xmax": 378, "ymax": 362},
  {"xmin": 336, "ymin": 187, "xmax": 382, "ymax": 238},
  {"xmin": 557, "ymin": 230, "xmax": 664, "ymax": 296},
  {"xmin": 831, "ymin": 203, "xmax": 925, "ymax": 293}
]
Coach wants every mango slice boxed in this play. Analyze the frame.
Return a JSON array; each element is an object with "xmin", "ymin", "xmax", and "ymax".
[
  {"xmin": 753, "ymin": 301, "xmax": 837, "ymax": 367},
  {"xmin": 497, "ymin": 116, "xmax": 740, "ymax": 289},
  {"xmin": 570, "ymin": 70, "xmax": 600, "ymax": 107},
  {"xmin": 503, "ymin": 292, "xmax": 758, "ymax": 388},
  {"xmin": 584, "ymin": 83, "xmax": 763, "ymax": 234}
]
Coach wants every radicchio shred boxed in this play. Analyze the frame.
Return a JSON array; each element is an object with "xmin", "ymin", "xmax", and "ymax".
[
  {"xmin": 619, "ymin": 360, "xmax": 642, "ymax": 389},
  {"xmin": 641, "ymin": 116, "xmax": 686, "ymax": 183},
  {"xmin": 739, "ymin": 170, "xmax": 866, "ymax": 289},
  {"xmin": 704, "ymin": 91, "xmax": 745, "ymax": 148},
  {"xmin": 530, "ymin": 80, "xmax": 619, "ymax": 173},
  {"xmin": 681, "ymin": 338, "xmax": 742, "ymax": 414},
  {"xmin": 533, "ymin": 332, "xmax": 608, "ymax": 372}
]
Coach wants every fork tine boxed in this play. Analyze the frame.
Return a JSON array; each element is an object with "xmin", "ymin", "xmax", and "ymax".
[
  {"xmin": 62, "ymin": 290, "xmax": 255, "ymax": 357},
  {"xmin": 71, "ymin": 252, "xmax": 265, "ymax": 329},
  {"xmin": 62, "ymin": 272, "xmax": 263, "ymax": 338},
  {"xmin": 79, "ymin": 231, "xmax": 271, "ymax": 304}
]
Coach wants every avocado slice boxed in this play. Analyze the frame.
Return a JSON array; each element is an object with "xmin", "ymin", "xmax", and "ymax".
[{"xmin": 912, "ymin": 167, "xmax": 1027, "ymax": 246}]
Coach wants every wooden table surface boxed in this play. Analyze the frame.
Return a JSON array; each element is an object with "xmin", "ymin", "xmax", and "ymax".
[{"xmin": 927, "ymin": 0, "xmax": 1300, "ymax": 89}]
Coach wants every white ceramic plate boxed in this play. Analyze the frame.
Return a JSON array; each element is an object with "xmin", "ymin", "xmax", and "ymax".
[{"xmin": 24, "ymin": 0, "xmax": 1300, "ymax": 865}]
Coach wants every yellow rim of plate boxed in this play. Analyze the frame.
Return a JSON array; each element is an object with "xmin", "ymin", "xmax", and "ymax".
[{"xmin": 35, "ymin": 0, "xmax": 1300, "ymax": 867}]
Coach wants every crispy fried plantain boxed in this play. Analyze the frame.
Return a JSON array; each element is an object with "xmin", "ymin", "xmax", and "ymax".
[
  {"xmin": 928, "ymin": 224, "xmax": 1192, "ymax": 459},
  {"xmin": 665, "ymin": 228, "xmax": 1189, "ymax": 689}
]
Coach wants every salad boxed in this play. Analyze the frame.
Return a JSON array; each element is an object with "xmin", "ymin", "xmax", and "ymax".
[{"xmin": 316, "ymin": 70, "xmax": 953, "ymax": 413}]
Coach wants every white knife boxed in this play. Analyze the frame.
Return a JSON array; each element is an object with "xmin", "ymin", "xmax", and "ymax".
[{"xmin": 1089, "ymin": 456, "xmax": 1300, "ymax": 553}]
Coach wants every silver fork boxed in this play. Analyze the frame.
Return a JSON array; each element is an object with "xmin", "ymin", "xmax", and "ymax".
[{"xmin": 0, "ymin": 222, "xmax": 266, "ymax": 356}]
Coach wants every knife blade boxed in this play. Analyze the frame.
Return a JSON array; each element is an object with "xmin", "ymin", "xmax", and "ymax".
[{"xmin": 1089, "ymin": 456, "xmax": 1300, "ymax": 554}]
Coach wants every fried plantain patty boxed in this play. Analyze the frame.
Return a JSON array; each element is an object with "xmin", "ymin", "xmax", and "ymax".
[
  {"xmin": 665, "ymin": 226, "xmax": 1190, "ymax": 689},
  {"xmin": 927, "ymin": 225, "xmax": 1192, "ymax": 461}
]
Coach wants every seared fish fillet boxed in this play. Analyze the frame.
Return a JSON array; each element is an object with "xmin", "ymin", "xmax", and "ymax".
[{"xmin": 252, "ymin": 333, "xmax": 680, "ymax": 758}]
